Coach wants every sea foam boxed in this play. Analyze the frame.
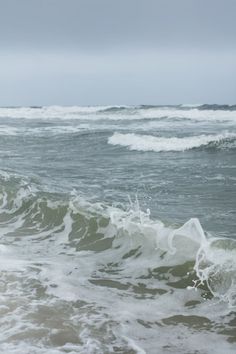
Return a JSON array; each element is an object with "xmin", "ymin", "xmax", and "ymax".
[
  {"xmin": 0, "ymin": 105, "xmax": 235, "ymax": 122},
  {"xmin": 108, "ymin": 132, "xmax": 236, "ymax": 152}
]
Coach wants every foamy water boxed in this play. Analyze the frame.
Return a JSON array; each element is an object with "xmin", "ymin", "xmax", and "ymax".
[
  {"xmin": 0, "ymin": 105, "xmax": 236, "ymax": 353},
  {"xmin": 0, "ymin": 104, "xmax": 235, "ymax": 122},
  {"xmin": 108, "ymin": 132, "xmax": 236, "ymax": 152}
]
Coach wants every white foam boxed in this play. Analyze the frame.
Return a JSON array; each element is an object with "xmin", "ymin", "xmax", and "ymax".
[
  {"xmin": 108, "ymin": 132, "xmax": 236, "ymax": 152},
  {"xmin": 0, "ymin": 106, "xmax": 235, "ymax": 122},
  {"xmin": 0, "ymin": 106, "xmax": 115, "ymax": 120},
  {"xmin": 0, "ymin": 193, "xmax": 236, "ymax": 353},
  {"xmin": 138, "ymin": 107, "xmax": 236, "ymax": 122},
  {"xmin": 106, "ymin": 202, "xmax": 236, "ymax": 306},
  {"xmin": 0, "ymin": 124, "xmax": 91, "ymax": 136}
]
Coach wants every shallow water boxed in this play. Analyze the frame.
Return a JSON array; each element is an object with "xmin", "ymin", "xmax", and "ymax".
[{"xmin": 0, "ymin": 105, "xmax": 236, "ymax": 353}]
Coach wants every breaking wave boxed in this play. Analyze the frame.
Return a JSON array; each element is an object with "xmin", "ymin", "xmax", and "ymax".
[
  {"xmin": 0, "ymin": 105, "xmax": 235, "ymax": 122},
  {"xmin": 0, "ymin": 172, "xmax": 236, "ymax": 308},
  {"xmin": 108, "ymin": 132, "xmax": 236, "ymax": 152}
]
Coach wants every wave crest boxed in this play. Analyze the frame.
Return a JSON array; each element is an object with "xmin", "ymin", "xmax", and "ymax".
[
  {"xmin": 108, "ymin": 132, "xmax": 236, "ymax": 152},
  {"xmin": 0, "ymin": 173, "xmax": 236, "ymax": 307},
  {"xmin": 0, "ymin": 105, "xmax": 236, "ymax": 122}
]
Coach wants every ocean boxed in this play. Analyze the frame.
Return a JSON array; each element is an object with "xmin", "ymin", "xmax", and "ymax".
[{"xmin": 0, "ymin": 104, "xmax": 236, "ymax": 353}]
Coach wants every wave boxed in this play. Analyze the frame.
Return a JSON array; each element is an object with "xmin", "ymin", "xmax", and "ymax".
[
  {"xmin": 0, "ymin": 124, "xmax": 90, "ymax": 136},
  {"xmin": 0, "ymin": 105, "xmax": 236, "ymax": 122},
  {"xmin": 197, "ymin": 104, "xmax": 236, "ymax": 111},
  {"xmin": 136, "ymin": 107, "xmax": 236, "ymax": 122},
  {"xmin": 108, "ymin": 132, "xmax": 236, "ymax": 152},
  {"xmin": 180, "ymin": 104, "xmax": 236, "ymax": 110},
  {"xmin": 0, "ymin": 172, "xmax": 236, "ymax": 307},
  {"xmin": 0, "ymin": 106, "xmax": 112, "ymax": 120}
]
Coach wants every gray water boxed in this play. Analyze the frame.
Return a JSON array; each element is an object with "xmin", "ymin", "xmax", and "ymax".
[{"xmin": 0, "ymin": 105, "xmax": 236, "ymax": 353}]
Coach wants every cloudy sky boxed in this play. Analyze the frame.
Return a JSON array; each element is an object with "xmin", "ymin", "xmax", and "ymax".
[{"xmin": 0, "ymin": 0, "xmax": 235, "ymax": 106}]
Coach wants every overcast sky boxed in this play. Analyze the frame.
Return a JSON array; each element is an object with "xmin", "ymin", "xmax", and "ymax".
[{"xmin": 0, "ymin": 0, "xmax": 235, "ymax": 106}]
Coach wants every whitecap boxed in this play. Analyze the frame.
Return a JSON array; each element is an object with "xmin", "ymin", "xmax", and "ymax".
[{"xmin": 108, "ymin": 132, "xmax": 236, "ymax": 152}]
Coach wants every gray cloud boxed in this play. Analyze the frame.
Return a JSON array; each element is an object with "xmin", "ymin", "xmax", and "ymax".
[
  {"xmin": 1, "ymin": 0, "xmax": 236, "ymax": 51},
  {"xmin": 0, "ymin": 0, "xmax": 235, "ymax": 105}
]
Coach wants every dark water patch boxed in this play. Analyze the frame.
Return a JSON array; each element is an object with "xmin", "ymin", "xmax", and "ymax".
[
  {"xmin": 197, "ymin": 104, "xmax": 236, "ymax": 111},
  {"xmin": 162, "ymin": 315, "xmax": 213, "ymax": 330},
  {"xmin": 100, "ymin": 106, "xmax": 129, "ymax": 113}
]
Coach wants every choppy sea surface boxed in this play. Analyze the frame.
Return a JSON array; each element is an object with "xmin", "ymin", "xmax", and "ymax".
[{"xmin": 0, "ymin": 104, "xmax": 236, "ymax": 353}]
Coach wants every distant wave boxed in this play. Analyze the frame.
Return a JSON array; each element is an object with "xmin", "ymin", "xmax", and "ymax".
[
  {"xmin": 180, "ymin": 104, "xmax": 236, "ymax": 111},
  {"xmin": 108, "ymin": 132, "xmax": 236, "ymax": 152},
  {"xmin": 0, "ymin": 106, "xmax": 113, "ymax": 119},
  {"xmin": 136, "ymin": 107, "xmax": 236, "ymax": 122},
  {"xmin": 197, "ymin": 104, "xmax": 236, "ymax": 111},
  {"xmin": 0, "ymin": 124, "xmax": 91, "ymax": 136},
  {"xmin": 99, "ymin": 105, "xmax": 129, "ymax": 113},
  {"xmin": 0, "ymin": 105, "xmax": 236, "ymax": 121}
]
